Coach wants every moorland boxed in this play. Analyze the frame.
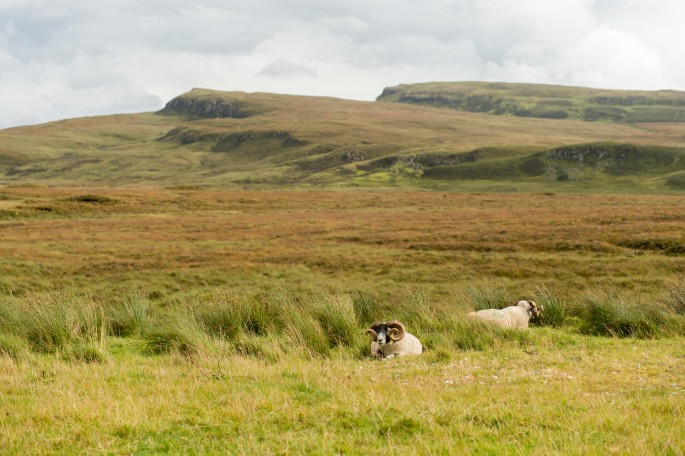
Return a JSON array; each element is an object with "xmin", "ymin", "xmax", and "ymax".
[
  {"xmin": 2, "ymin": 82, "xmax": 685, "ymax": 191},
  {"xmin": 1, "ymin": 82, "xmax": 685, "ymax": 454}
]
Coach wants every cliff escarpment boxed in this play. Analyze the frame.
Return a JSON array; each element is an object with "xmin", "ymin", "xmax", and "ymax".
[{"xmin": 157, "ymin": 88, "xmax": 266, "ymax": 119}]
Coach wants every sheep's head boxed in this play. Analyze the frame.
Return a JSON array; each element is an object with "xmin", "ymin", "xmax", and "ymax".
[
  {"xmin": 366, "ymin": 321, "xmax": 406, "ymax": 345},
  {"xmin": 516, "ymin": 300, "xmax": 543, "ymax": 319}
]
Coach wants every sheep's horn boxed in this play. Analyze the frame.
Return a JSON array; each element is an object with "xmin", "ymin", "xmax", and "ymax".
[
  {"xmin": 366, "ymin": 322, "xmax": 383, "ymax": 339},
  {"xmin": 533, "ymin": 302, "xmax": 543, "ymax": 316},
  {"xmin": 387, "ymin": 321, "xmax": 405, "ymax": 341}
]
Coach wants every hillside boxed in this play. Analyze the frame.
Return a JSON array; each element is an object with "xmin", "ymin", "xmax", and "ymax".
[
  {"xmin": 377, "ymin": 81, "xmax": 685, "ymax": 123},
  {"xmin": 1, "ymin": 85, "xmax": 685, "ymax": 191}
]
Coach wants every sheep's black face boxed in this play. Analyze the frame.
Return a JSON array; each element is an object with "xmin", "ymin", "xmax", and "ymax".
[
  {"xmin": 368, "ymin": 321, "xmax": 404, "ymax": 345},
  {"xmin": 374, "ymin": 324, "xmax": 390, "ymax": 345}
]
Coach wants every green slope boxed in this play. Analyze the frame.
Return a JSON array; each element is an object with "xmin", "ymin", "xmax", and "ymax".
[
  {"xmin": 1, "ymin": 86, "xmax": 685, "ymax": 191},
  {"xmin": 377, "ymin": 81, "xmax": 685, "ymax": 122}
]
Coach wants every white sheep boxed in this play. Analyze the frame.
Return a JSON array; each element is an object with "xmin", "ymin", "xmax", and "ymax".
[
  {"xmin": 468, "ymin": 300, "xmax": 543, "ymax": 329},
  {"xmin": 366, "ymin": 321, "xmax": 422, "ymax": 359}
]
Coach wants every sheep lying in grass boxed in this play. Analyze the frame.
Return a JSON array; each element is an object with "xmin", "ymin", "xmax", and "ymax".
[
  {"xmin": 468, "ymin": 300, "xmax": 543, "ymax": 329},
  {"xmin": 366, "ymin": 321, "xmax": 422, "ymax": 359}
]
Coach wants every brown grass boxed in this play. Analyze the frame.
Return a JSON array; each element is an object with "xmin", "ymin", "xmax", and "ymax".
[{"xmin": 1, "ymin": 187, "xmax": 684, "ymax": 299}]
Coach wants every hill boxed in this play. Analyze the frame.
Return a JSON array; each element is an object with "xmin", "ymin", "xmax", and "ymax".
[
  {"xmin": 1, "ymin": 85, "xmax": 685, "ymax": 191},
  {"xmin": 377, "ymin": 81, "xmax": 685, "ymax": 123}
]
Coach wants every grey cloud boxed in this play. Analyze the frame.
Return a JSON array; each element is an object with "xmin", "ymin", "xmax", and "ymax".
[
  {"xmin": 257, "ymin": 59, "xmax": 317, "ymax": 78},
  {"xmin": 1, "ymin": 2, "xmax": 276, "ymax": 64}
]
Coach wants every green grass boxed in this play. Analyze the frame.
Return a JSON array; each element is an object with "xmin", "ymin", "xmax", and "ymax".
[
  {"xmin": 533, "ymin": 284, "xmax": 568, "ymax": 327},
  {"xmin": 665, "ymin": 277, "xmax": 685, "ymax": 314},
  {"xmin": 577, "ymin": 289, "xmax": 669, "ymax": 338},
  {"xmin": 2, "ymin": 285, "xmax": 683, "ymax": 360},
  {"xmin": 1, "ymin": 286, "xmax": 684, "ymax": 454}
]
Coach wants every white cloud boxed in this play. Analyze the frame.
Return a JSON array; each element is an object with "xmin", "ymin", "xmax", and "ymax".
[
  {"xmin": 559, "ymin": 26, "xmax": 665, "ymax": 89},
  {"xmin": 483, "ymin": 24, "xmax": 667, "ymax": 91},
  {"xmin": 1, "ymin": 0, "xmax": 684, "ymax": 128}
]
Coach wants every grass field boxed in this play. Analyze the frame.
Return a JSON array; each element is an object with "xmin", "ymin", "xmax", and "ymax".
[{"xmin": 1, "ymin": 186, "xmax": 685, "ymax": 453}]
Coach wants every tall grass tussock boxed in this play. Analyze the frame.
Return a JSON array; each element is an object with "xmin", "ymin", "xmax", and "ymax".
[
  {"xmin": 2, "ymin": 285, "xmax": 685, "ymax": 453},
  {"xmin": 2, "ymin": 285, "xmax": 685, "ymax": 362},
  {"xmin": 0, "ymin": 291, "xmax": 106, "ymax": 357},
  {"xmin": 533, "ymin": 284, "xmax": 568, "ymax": 327},
  {"xmin": 664, "ymin": 276, "xmax": 685, "ymax": 315},
  {"xmin": 577, "ymin": 288, "xmax": 677, "ymax": 338}
]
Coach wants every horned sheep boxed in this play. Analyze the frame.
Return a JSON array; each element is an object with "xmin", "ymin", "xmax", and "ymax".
[
  {"xmin": 366, "ymin": 321, "xmax": 422, "ymax": 359},
  {"xmin": 468, "ymin": 300, "xmax": 543, "ymax": 329}
]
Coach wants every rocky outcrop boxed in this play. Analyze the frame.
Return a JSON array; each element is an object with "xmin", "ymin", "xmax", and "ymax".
[
  {"xmin": 211, "ymin": 131, "xmax": 306, "ymax": 152},
  {"xmin": 158, "ymin": 94, "xmax": 259, "ymax": 119},
  {"xmin": 157, "ymin": 127, "xmax": 215, "ymax": 144},
  {"xmin": 359, "ymin": 150, "xmax": 484, "ymax": 172},
  {"xmin": 376, "ymin": 82, "xmax": 685, "ymax": 123}
]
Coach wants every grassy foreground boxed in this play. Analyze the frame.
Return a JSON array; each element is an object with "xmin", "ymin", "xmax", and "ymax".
[
  {"xmin": 2, "ymin": 334, "xmax": 684, "ymax": 454},
  {"xmin": 1, "ymin": 187, "xmax": 685, "ymax": 454}
]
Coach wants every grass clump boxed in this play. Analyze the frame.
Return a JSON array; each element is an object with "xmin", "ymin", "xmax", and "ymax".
[
  {"xmin": 0, "ymin": 292, "xmax": 106, "ymax": 354},
  {"xmin": 350, "ymin": 291, "xmax": 380, "ymax": 326},
  {"xmin": 664, "ymin": 277, "xmax": 685, "ymax": 315},
  {"xmin": 441, "ymin": 318, "xmax": 498, "ymax": 351},
  {"xmin": 279, "ymin": 292, "xmax": 361, "ymax": 357},
  {"xmin": 392, "ymin": 289, "xmax": 434, "ymax": 332},
  {"xmin": 62, "ymin": 342, "xmax": 108, "ymax": 363},
  {"xmin": 467, "ymin": 281, "xmax": 510, "ymax": 311},
  {"xmin": 578, "ymin": 290, "xmax": 670, "ymax": 339},
  {"xmin": 0, "ymin": 292, "xmax": 110, "ymax": 359},
  {"xmin": 143, "ymin": 314, "xmax": 208, "ymax": 357},
  {"xmin": 232, "ymin": 334, "xmax": 283, "ymax": 362},
  {"xmin": 283, "ymin": 312, "xmax": 331, "ymax": 358},
  {"xmin": 533, "ymin": 284, "xmax": 568, "ymax": 327},
  {"xmin": 196, "ymin": 290, "xmax": 281, "ymax": 340},
  {"xmin": 108, "ymin": 292, "xmax": 150, "ymax": 337},
  {"xmin": 310, "ymin": 293, "xmax": 358, "ymax": 348}
]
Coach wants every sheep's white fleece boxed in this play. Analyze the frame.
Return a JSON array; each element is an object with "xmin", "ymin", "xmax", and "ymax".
[
  {"xmin": 371, "ymin": 332, "xmax": 422, "ymax": 358},
  {"xmin": 468, "ymin": 301, "xmax": 535, "ymax": 329}
]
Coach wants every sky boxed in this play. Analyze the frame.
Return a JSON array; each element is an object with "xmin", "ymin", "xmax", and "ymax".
[{"xmin": 1, "ymin": 0, "xmax": 684, "ymax": 128}]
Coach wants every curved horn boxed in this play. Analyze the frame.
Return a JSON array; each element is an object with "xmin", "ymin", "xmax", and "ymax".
[
  {"xmin": 387, "ymin": 321, "xmax": 406, "ymax": 342},
  {"xmin": 366, "ymin": 322, "xmax": 382, "ymax": 340},
  {"xmin": 530, "ymin": 301, "xmax": 543, "ymax": 317}
]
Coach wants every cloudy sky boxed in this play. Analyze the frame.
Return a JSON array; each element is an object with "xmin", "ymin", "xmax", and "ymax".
[{"xmin": 1, "ymin": 0, "xmax": 683, "ymax": 128}]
